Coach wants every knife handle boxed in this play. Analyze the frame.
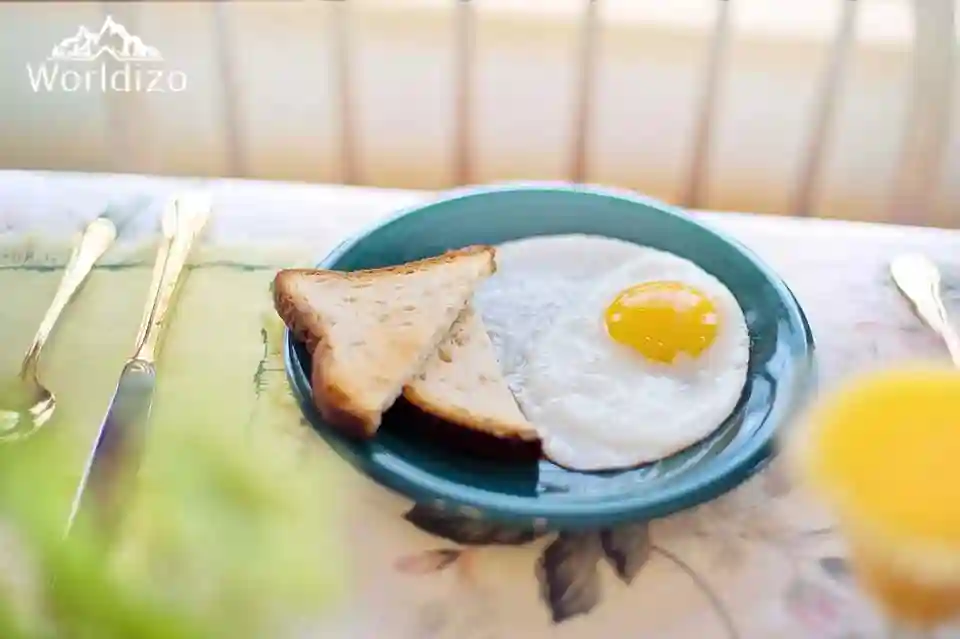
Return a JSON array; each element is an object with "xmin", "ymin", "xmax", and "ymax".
[{"xmin": 132, "ymin": 193, "xmax": 210, "ymax": 363}]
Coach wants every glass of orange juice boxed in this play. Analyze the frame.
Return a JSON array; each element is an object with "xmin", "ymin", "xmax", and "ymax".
[{"xmin": 792, "ymin": 366, "xmax": 960, "ymax": 637}]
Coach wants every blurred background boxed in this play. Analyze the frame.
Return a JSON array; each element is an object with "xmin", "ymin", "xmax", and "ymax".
[{"xmin": 0, "ymin": 0, "xmax": 956, "ymax": 227}]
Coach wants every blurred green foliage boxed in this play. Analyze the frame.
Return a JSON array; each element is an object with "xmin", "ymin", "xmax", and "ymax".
[{"xmin": 0, "ymin": 412, "xmax": 343, "ymax": 638}]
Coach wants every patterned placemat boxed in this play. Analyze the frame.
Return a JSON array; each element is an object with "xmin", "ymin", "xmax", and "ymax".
[{"xmin": 0, "ymin": 236, "xmax": 918, "ymax": 639}]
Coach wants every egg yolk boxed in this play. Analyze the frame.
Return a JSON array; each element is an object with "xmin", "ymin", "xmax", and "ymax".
[{"xmin": 603, "ymin": 281, "xmax": 719, "ymax": 363}]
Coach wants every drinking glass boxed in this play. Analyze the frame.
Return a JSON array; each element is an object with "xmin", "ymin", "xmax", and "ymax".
[
  {"xmin": 821, "ymin": 513, "xmax": 960, "ymax": 639},
  {"xmin": 790, "ymin": 366, "xmax": 960, "ymax": 639}
]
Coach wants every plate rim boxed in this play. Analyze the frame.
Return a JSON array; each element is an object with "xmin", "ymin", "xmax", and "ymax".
[{"xmin": 284, "ymin": 182, "xmax": 817, "ymax": 529}]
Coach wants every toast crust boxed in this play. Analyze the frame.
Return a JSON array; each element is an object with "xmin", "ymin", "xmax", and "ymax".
[
  {"xmin": 311, "ymin": 337, "xmax": 382, "ymax": 438},
  {"xmin": 403, "ymin": 385, "xmax": 538, "ymax": 442},
  {"xmin": 275, "ymin": 288, "xmax": 377, "ymax": 436},
  {"xmin": 278, "ymin": 246, "xmax": 496, "ymax": 288},
  {"xmin": 384, "ymin": 397, "xmax": 543, "ymax": 462},
  {"xmin": 274, "ymin": 245, "xmax": 496, "ymax": 439}
]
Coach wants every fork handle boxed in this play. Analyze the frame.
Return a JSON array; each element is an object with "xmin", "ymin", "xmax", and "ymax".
[{"xmin": 21, "ymin": 217, "xmax": 117, "ymax": 377}]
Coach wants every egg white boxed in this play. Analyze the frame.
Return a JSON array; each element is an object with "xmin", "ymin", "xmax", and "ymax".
[
  {"xmin": 476, "ymin": 238, "xmax": 749, "ymax": 472},
  {"xmin": 474, "ymin": 235, "xmax": 652, "ymax": 392}
]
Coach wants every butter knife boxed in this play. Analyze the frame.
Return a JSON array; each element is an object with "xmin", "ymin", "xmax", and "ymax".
[{"xmin": 65, "ymin": 193, "xmax": 211, "ymax": 539}]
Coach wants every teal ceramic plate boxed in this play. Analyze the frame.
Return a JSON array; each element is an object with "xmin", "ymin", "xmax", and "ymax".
[{"xmin": 285, "ymin": 184, "xmax": 815, "ymax": 530}]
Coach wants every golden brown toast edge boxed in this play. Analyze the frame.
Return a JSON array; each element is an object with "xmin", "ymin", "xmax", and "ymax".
[
  {"xmin": 402, "ymin": 384, "xmax": 540, "ymax": 443},
  {"xmin": 273, "ymin": 273, "xmax": 380, "ymax": 438},
  {"xmin": 272, "ymin": 245, "xmax": 497, "ymax": 440},
  {"xmin": 384, "ymin": 396, "xmax": 543, "ymax": 462}
]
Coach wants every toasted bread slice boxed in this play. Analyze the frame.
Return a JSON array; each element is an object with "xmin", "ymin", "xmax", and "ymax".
[
  {"xmin": 273, "ymin": 246, "xmax": 495, "ymax": 438},
  {"xmin": 403, "ymin": 304, "xmax": 538, "ymax": 442}
]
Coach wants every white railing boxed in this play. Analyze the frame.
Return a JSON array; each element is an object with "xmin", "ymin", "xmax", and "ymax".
[{"xmin": 0, "ymin": 0, "xmax": 956, "ymax": 227}]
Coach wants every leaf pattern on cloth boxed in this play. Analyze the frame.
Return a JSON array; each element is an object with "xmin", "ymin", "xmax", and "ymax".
[
  {"xmin": 394, "ymin": 549, "xmax": 462, "ymax": 575},
  {"xmin": 600, "ymin": 523, "xmax": 652, "ymax": 584},
  {"xmin": 818, "ymin": 556, "xmax": 852, "ymax": 582},
  {"xmin": 403, "ymin": 505, "xmax": 544, "ymax": 546},
  {"xmin": 784, "ymin": 578, "xmax": 843, "ymax": 636},
  {"xmin": 255, "ymin": 305, "xmax": 321, "ymax": 457},
  {"xmin": 650, "ymin": 545, "xmax": 741, "ymax": 639},
  {"xmin": 536, "ymin": 532, "xmax": 603, "ymax": 623}
]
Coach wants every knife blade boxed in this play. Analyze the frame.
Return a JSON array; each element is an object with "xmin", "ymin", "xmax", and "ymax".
[
  {"xmin": 64, "ymin": 359, "xmax": 156, "ymax": 540},
  {"xmin": 64, "ymin": 193, "xmax": 210, "ymax": 540}
]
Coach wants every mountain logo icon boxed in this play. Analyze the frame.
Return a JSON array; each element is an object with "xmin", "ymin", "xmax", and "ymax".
[{"xmin": 48, "ymin": 16, "xmax": 163, "ymax": 62}]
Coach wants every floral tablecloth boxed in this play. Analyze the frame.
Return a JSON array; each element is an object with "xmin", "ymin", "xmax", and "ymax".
[{"xmin": 2, "ymin": 171, "xmax": 960, "ymax": 638}]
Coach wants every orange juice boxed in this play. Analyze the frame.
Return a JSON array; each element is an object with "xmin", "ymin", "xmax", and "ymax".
[
  {"xmin": 848, "ymin": 539, "xmax": 960, "ymax": 626},
  {"xmin": 795, "ymin": 366, "xmax": 960, "ymax": 627}
]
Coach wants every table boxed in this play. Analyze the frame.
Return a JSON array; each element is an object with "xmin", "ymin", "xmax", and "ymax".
[{"xmin": 2, "ymin": 170, "xmax": 959, "ymax": 638}]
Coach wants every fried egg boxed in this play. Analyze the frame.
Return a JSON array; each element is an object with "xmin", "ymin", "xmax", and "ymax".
[
  {"xmin": 474, "ymin": 235, "xmax": 653, "ymax": 382},
  {"xmin": 475, "ymin": 236, "xmax": 749, "ymax": 471}
]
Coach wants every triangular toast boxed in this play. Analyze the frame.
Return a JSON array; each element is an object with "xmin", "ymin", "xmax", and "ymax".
[{"xmin": 273, "ymin": 246, "xmax": 495, "ymax": 438}]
